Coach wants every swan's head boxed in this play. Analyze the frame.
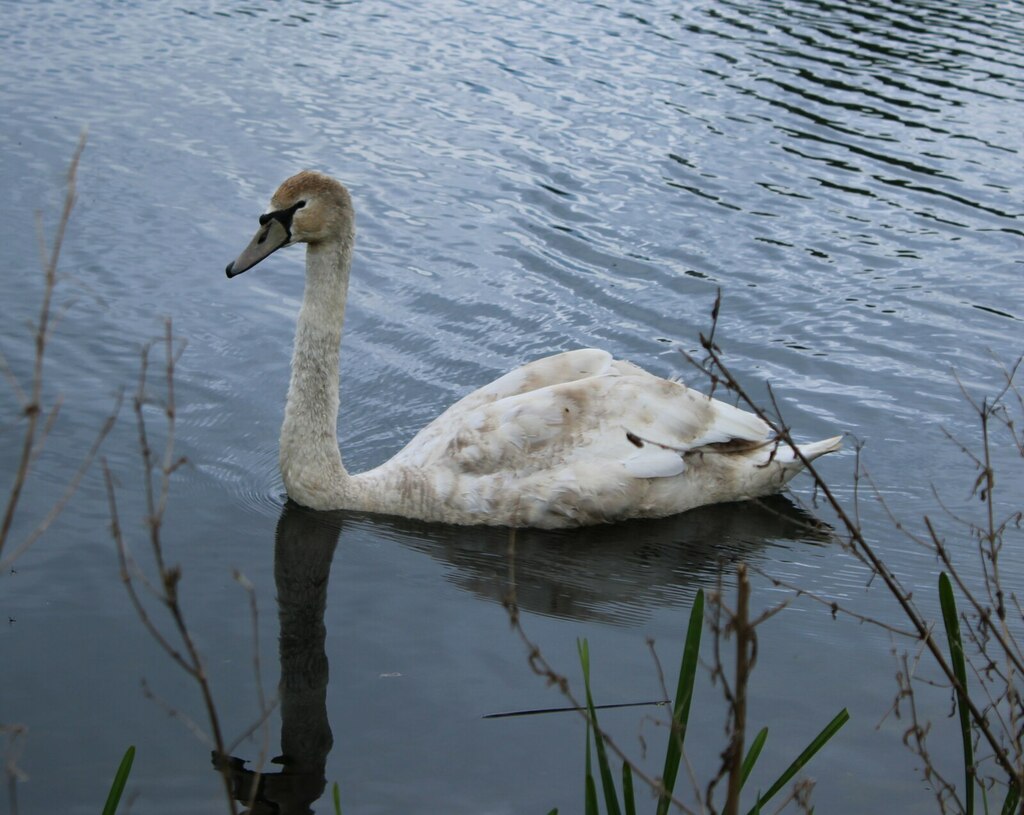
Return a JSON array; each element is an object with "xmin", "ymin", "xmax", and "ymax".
[{"xmin": 225, "ymin": 171, "xmax": 354, "ymax": 278}]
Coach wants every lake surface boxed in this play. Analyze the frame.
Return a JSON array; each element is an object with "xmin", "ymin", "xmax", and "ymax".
[{"xmin": 2, "ymin": 0, "xmax": 1022, "ymax": 812}]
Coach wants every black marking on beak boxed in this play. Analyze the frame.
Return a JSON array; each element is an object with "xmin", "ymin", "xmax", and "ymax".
[
  {"xmin": 225, "ymin": 201, "xmax": 307, "ymax": 278},
  {"xmin": 259, "ymin": 200, "xmax": 306, "ymax": 237}
]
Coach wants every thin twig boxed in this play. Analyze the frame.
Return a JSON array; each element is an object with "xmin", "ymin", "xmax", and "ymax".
[
  {"xmin": 0, "ymin": 132, "xmax": 90, "ymax": 563},
  {"xmin": 723, "ymin": 565, "xmax": 752, "ymax": 815},
  {"xmin": 108, "ymin": 325, "xmax": 239, "ymax": 815},
  {"xmin": 684, "ymin": 301, "xmax": 1022, "ymax": 790}
]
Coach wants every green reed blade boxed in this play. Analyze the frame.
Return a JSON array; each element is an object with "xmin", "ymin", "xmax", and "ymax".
[
  {"xmin": 578, "ymin": 638, "xmax": 622, "ymax": 815},
  {"xmin": 999, "ymin": 780, "xmax": 1020, "ymax": 815},
  {"xmin": 656, "ymin": 589, "xmax": 704, "ymax": 815},
  {"xmin": 332, "ymin": 780, "xmax": 342, "ymax": 815},
  {"xmin": 622, "ymin": 760, "xmax": 636, "ymax": 815},
  {"xmin": 746, "ymin": 708, "xmax": 849, "ymax": 815},
  {"xmin": 582, "ymin": 642, "xmax": 594, "ymax": 807},
  {"xmin": 585, "ymin": 705, "xmax": 595, "ymax": 812},
  {"xmin": 101, "ymin": 745, "xmax": 135, "ymax": 815},
  {"xmin": 585, "ymin": 770, "xmax": 599, "ymax": 815},
  {"xmin": 939, "ymin": 572, "xmax": 974, "ymax": 815},
  {"xmin": 740, "ymin": 727, "xmax": 769, "ymax": 789}
]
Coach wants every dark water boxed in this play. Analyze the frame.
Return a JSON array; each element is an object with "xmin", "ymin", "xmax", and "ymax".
[{"xmin": 1, "ymin": 0, "xmax": 1022, "ymax": 812}]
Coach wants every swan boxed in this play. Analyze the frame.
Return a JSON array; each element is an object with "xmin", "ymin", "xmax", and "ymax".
[{"xmin": 225, "ymin": 171, "xmax": 842, "ymax": 528}]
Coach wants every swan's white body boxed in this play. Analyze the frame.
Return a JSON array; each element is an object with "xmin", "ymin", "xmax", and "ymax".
[{"xmin": 227, "ymin": 171, "xmax": 841, "ymax": 529}]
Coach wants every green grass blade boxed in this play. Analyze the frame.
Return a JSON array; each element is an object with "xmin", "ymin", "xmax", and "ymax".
[
  {"xmin": 999, "ymin": 781, "xmax": 1019, "ymax": 815},
  {"xmin": 581, "ymin": 641, "xmax": 595, "ymax": 806},
  {"xmin": 581, "ymin": 644, "xmax": 598, "ymax": 815},
  {"xmin": 585, "ymin": 707, "xmax": 595, "ymax": 809},
  {"xmin": 101, "ymin": 745, "xmax": 135, "ymax": 815},
  {"xmin": 740, "ymin": 727, "xmax": 769, "ymax": 789},
  {"xmin": 623, "ymin": 761, "xmax": 636, "ymax": 815},
  {"xmin": 546, "ymin": 809, "xmax": 559, "ymax": 815},
  {"xmin": 656, "ymin": 589, "xmax": 704, "ymax": 815},
  {"xmin": 333, "ymin": 780, "xmax": 342, "ymax": 815},
  {"xmin": 578, "ymin": 638, "xmax": 622, "ymax": 815},
  {"xmin": 585, "ymin": 771, "xmax": 600, "ymax": 815},
  {"xmin": 746, "ymin": 708, "xmax": 849, "ymax": 815},
  {"xmin": 939, "ymin": 572, "xmax": 974, "ymax": 815}
]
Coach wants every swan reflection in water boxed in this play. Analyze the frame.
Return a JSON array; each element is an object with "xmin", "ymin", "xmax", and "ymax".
[
  {"xmin": 215, "ymin": 503, "xmax": 340, "ymax": 814},
  {"xmin": 379, "ymin": 494, "xmax": 830, "ymax": 625},
  {"xmin": 216, "ymin": 496, "xmax": 829, "ymax": 812}
]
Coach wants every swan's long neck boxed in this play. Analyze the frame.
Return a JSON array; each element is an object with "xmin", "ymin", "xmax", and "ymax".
[{"xmin": 279, "ymin": 236, "xmax": 355, "ymax": 509}]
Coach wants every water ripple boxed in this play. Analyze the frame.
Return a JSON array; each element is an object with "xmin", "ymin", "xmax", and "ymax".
[{"xmin": 3, "ymin": 2, "xmax": 1024, "ymax": 812}]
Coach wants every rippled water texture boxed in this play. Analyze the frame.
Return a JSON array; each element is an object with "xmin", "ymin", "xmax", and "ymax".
[{"xmin": 1, "ymin": 1, "xmax": 1022, "ymax": 813}]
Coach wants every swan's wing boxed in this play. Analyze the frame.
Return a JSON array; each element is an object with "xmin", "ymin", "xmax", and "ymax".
[
  {"xmin": 387, "ymin": 349, "xmax": 615, "ymax": 461},
  {"xmin": 391, "ymin": 359, "xmax": 771, "ymax": 477},
  {"xmin": 445, "ymin": 348, "xmax": 618, "ymax": 412}
]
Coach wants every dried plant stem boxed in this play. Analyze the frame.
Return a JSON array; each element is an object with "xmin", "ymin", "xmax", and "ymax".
[
  {"xmin": 0, "ymin": 138, "xmax": 79, "ymax": 552},
  {"xmin": 0, "ymin": 398, "xmax": 119, "ymax": 573},
  {"xmin": 1, "ymin": 132, "xmax": 118, "ymax": 570},
  {"xmin": 1, "ymin": 136, "xmax": 125, "ymax": 814},
  {"xmin": 1, "ymin": 154, "xmax": 76, "ymax": 544},
  {"xmin": 104, "ymin": 322, "xmax": 239, "ymax": 815},
  {"xmin": 685, "ymin": 292, "xmax": 1024, "ymax": 804},
  {"xmin": 723, "ymin": 565, "xmax": 752, "ymax": 815}
]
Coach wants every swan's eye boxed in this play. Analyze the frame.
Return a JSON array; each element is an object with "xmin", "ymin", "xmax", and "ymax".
[
  {"xmin": 296, "ymin": 200, "xmax": 306, "ymax": 209},
  {"xmin": 259, "ymin": 212, "xmax": 272, "ymax": 226}
]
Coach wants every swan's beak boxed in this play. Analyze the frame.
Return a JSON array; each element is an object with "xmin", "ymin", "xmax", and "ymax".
[{"xmin": 225, "ymin": 219, "xmax": 290, "ymax": 278}]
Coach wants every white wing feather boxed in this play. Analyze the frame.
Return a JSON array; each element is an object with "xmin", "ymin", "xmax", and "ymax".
[{"xmin": 390, "ymin": 348, "xmax": 771, "ymax": 476}]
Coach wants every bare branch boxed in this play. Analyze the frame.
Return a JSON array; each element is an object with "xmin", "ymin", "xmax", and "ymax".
[
  {"xmin": 682, "ymin": 297, "xmax": 1023, "ymax": 790},
  {"xmin": 0, "ymin": 132, "xmax": 92, "ymax": 564},
  {"xmin": 109, "ymin": 322, "xmax": 240, "ymax": 815}
]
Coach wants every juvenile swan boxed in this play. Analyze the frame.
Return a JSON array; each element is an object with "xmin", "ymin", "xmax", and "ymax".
[{"xmin": 226, "ymin": 171, "xmax": 841, "ymax": 528}]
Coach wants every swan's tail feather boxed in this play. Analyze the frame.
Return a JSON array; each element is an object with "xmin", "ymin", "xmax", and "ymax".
[
  {"xmin": 776, "ymin": 434, "xmax": 843, "ymax": 468},
  {"xmin": 799, "ymin": 434, "xmax": 844, "ymax": 461}
]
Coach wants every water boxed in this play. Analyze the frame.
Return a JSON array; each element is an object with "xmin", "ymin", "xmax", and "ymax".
[{"xmin": 1, "ymin": 0, "xmax": 1022, "ymax": 812}]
